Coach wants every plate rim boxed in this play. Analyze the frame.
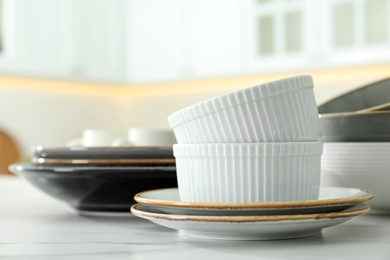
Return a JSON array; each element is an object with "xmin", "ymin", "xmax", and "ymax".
[
  {"xmin": 131, "ymin": 202, "xmax": 371, "ymax": 223},
  {"xmin": 32, "ymin": 145, "xmax": 174, "ymax": 159},
  {"xmin": 134, "ymin": 187, "xmax": 374, "ymax": 210}
]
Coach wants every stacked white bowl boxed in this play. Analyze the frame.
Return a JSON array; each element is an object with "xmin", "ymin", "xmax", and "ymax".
[{"xmin": 168, "ymin": 75, "xmax": 323, "ymax": 203}]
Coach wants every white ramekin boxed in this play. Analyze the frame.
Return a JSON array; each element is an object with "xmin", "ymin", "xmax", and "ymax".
[
  {"xmin": 173, "ymin": 142, "xmax": 323, "ymax": 203},
  {"xmin": 168, "ymin": 75, "xmax": 320, "ymax": 143}
]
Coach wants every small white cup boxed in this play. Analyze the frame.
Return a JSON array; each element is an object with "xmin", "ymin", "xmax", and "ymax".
[
  {"xmin": 66, "ymin": 137, "xmax": 83, "ymax": 147},
  {"xmin": 82, "ymin": 129, "xmax": 128, "ymax": 147},
  {"xmin": 128, "ymin": 127, "xmax": 176, "ymax": 147}
]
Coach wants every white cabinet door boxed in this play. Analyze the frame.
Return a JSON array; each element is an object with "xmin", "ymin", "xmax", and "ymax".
[
  {"xmin": 0, "ymin": 0, "xmax": 73, "ymax": 78},
  {"xmin": 244, "ymin": 0, "xmax": 315, "ymax": 74},
  {"xmin": 125, "ymin": 0, "xmax": 246, "ymax": 83},
  {"xmin": 70, "ymin": 0, "xmax": 127, "ymax": 83},
  {"xmin": 322, "ymin": 0, "xmax": 390, "ymax": 67},
  {"xmin": 124, "ymin": 0, "xmax": 187, "ymax": 83},
  {"xmin": 245, "ymin": 0, "xmax": 390, "ymax": 73},
  {"xmin": 186, "ymin": 0, "xmax": 245, "ymax": 79},
  {"xmin": 2, "ymin": 0, "xmax": 389, "ymax": 85},
  {"xmin": 0, "ymin": 0, "xmax": 128, "ymax": 83}
]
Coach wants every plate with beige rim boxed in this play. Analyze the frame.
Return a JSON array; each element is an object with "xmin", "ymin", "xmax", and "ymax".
[
  {"xmin": 131, "ymin": 202, "xmax": 371, "ymax": 240},
  {"xmin": 134, "ymin": 187, "xmax": 373, "ymax": 216}
]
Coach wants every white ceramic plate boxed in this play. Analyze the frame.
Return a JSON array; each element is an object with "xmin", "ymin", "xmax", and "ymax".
[
  {"xmin": 134, "ymin": 187, "xmax": 373, "ymax": 216},
  {"xmin": 131, "ymin": 203, "xmax": 370, "ymax": 240}
]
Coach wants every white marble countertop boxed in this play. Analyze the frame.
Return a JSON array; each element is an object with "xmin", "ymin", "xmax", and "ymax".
[{"xmin": 1, "ymin": 175, "xmax": 390, "ymax": 260}]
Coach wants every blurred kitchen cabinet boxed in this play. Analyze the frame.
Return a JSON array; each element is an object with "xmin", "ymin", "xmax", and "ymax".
[
  {"xmin": 321, "ymin": 0, "xmax": 390, "ymax": 68},
  {"xmin": 125, "ymin": 0, "xmax": 245, "ymax": 82},
  {"xmin": 243, "ymin": 0, "xmax": 324, "ymax": 73},
  {"xmin": 1, "ymin": 0, "xmax": 389, "ymax": 84},
  {"xmin": 0, "ymin": 0, "xmax": 75, "ymax": 78},
  {"xmin": 244, "ymin": 0, "xmax": 317, "ymax": 73},
  {"xmin": 0, "ymin": 0, "xmax": 247, "ymax": 83},
  {"xmin": 65, "ymin": 0, "xmax": 184, "ymax": 83},
  {"xmin": 248, "ymin": 0, "xmax": 390, "ymax": 73},
  {"xmin": 123, "ymin": 0, "xmax": 188, "ymax": 83},
  {"xmin": 0, "ymin": 0, "xmax": 128, "ymax": 83},
  {"xmin": 184, "ymin": 0, "xmax": 245, "ymax": 79},
  {"xmin": 70, "ymin": 0, "xmax": 127, "ymax": 82}
]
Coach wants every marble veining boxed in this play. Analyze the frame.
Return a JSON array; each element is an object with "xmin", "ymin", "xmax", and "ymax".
[{"xmin": 0, "ymin": 175, "xmax": 389, "ymax": 260}]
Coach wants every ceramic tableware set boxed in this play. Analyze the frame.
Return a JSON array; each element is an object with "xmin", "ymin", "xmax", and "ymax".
[
  {"xmin": 319, "ymin": 77, "xmax": 390, "ymax": 213},
  {"xmin": 9, "ymin": 133, "xmax": 178, "ymax": 215},
  {"xmin": 131, "ymin": 75, "xmax": 373, "ymax": 240}
]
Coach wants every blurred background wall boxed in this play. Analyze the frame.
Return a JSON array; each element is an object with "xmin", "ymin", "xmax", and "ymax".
[{"xmin": 0, "ymin": 0, "xmax": 390, "ymax": 158}]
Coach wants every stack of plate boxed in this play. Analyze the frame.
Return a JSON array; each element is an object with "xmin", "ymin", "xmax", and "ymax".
[
  {"xmin": 131, "ymin": 187, "xmax": 372, "ymax": 240},
  {"xmin": 9, "ymin": 146, "xmax": 178, "ymax": 215}
]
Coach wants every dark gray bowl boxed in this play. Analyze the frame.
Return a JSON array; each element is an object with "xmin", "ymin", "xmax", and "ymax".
[
  {"xmin": 9, "ymin": 163, "xmax": 177, "ymax": 213},
  {"xmin": 318, "ymin": 78, "xmax": 390, "ymax": 114},
  {"xmin": 319, "ymin": 112, "xmax": 390, "ymax": 142}
]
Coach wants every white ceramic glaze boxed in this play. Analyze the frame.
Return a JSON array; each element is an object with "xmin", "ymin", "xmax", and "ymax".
[
  {"xmin": 133, "ymin": 187, "xmax": 373, "ymax": 216},
  {"xmin": 130, "ymin": 203, "xmax": 370, "ymax": 241},
  {"xmin": 66, "ymin": 137, "xmax": 83, "ymax": 147},
  {"xmin": 82, "ymin": 129, "xmax": 128, "ymax": 147},
  {"xmin": 173, "ymin": 142, "xmax": 323, "ymax": 202},
  {"xmin": 321, "ymin": 142, "xmax": 390, "ymax": 174},
  {"xmin": 168, "ymin": 75, "xmax": 320, "ymax": 143},
  {"xmin": 129, "ymin": 127, "xmax": 177, "ymax": 146},
  {"xmin": 321, "ymin": 142, "xmax": 390, "ymax": 213}
]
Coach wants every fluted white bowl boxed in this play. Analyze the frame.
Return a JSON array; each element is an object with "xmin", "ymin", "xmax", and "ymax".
[
  {"xmin": 173, "ymin": 142, "xmax": 323, "ymax": 203},
  {"xmin": 321, "ymin": 142, "xmax": 390, "ymax": 213},
  {"xmin": 168, "ymin": 75, "xmax": 320, "ymax": 143}
]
